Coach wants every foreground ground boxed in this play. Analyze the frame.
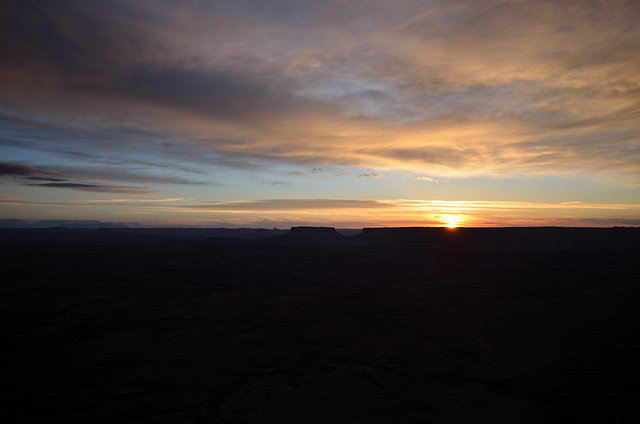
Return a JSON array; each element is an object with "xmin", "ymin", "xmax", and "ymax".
[{"xmin": 2, "ymin": 233, "xmax": 640, "ymax": 423}]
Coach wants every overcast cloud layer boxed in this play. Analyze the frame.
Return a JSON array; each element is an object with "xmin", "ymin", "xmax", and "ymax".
[{"xmin": 1, "ymin": 0, "xmax": 639, "ymax": 226}]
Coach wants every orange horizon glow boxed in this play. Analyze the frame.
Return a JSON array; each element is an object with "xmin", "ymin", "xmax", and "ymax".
[
  {"xmin": 3, "ymin": 197, "xmax": 639, "ymax": 228},
  {"xmin": 440, "ymin": 214, "xmax": 462, "ymax": 228}
]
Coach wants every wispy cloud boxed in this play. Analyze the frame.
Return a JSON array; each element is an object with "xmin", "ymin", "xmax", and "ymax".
[
  {"xmin": 0, "ymin": 162, "xmax": 38, "ymax": 176},
  {"xmin": 26, "ymin": 182, "xmax": 154, "ymax": 195},
  {"xmin": 180, "ymin": 199, "xmax": 394, "ymax": 212},
  {"xmin": 23, "ymin": 176, "xmax": 68, "ymax": 182},
  {"xmin": 416, "ymin": 176, "xmax": 446, "ymax": 183},
  {"xmin": 1, "ymin": 161, "xmax": 156, "ymax": 195},
  {"xmin": 0, "ymin": 161, "xmax": 63, "ymax": 178}
]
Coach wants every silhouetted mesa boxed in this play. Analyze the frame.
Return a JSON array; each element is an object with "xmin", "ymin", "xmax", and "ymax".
[
  {"xmin": 354, "ymin": 226, "xmax": 640, "ymax": 249},
  {"xmin": 1, "ymin": 226, "xmax": 638, "ymax": 249},
  {"xmin": 274, "ymin": 226, "xmax": 347, "ymax": 243},
  {"xmin": 356, "ymin": 227, "xmax": 448, "ymax": 244}
]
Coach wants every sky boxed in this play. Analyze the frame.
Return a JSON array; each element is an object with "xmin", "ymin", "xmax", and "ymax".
[{"xmin": 1, "ymin": 0, "xmax": 639, "ymax": 228}]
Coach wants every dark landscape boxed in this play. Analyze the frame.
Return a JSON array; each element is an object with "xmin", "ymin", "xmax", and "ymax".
[{"xmin": 2, "ymin": 226, "xmax": 639, "ymax": 423}]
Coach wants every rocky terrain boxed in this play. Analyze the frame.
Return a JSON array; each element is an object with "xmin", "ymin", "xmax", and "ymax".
[{"xmin": 2, "ymin": 227, "xmax": 639, "ymax": 423}]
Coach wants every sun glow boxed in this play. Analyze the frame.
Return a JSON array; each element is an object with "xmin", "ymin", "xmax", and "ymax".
[{"xmin": 441, "ymin": 214, "xmax": 462, "ymax": 228}]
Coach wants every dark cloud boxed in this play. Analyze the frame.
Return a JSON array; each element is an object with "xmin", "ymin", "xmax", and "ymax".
[
  {"xmin": 0, "ymin": 0, "xmax": 313, "ymax": 125},
  {"xmin": 0, "ymin": 162, "xmax": 36, "ymax": 176},
  {"xmin": 0, "ymin": 161, "xmax": 65, "ymax": 179},
  {"xmin": 120, "ymin": 69, "xmax": 299, "ymax": 120},
  {"xmin": 1, "ymin": 0, "xmax": 152, "ymax": 87},
  {"xmin": 358, "ymin": 173, "xmax": 381, "ymax": 178},
  {"xmin": 1, "ymin": 160, "xmax": 164, "ymax": 193},
  {"xmin": 23, "ymin": 176, "xmax": 68, "ymax": 182},
  {"xmin": 27, "ymin": 182, "xmax": 153, "ymax": 195}
]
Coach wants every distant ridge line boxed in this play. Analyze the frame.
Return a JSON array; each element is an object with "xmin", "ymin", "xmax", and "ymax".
[
  {"xmin": 271, "ymin": 226, "xmax": 640, "ymax": 249},
  {"xmin": 0, "ymin": 226, "xmax": 638, "ymax": 249}
]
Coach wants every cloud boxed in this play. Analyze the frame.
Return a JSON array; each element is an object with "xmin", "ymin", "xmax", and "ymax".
[
  {"xmin": 358, "ymin": 173, "xmax": 381, "ymax": 178},
  {"xmin": 0, "ymin": 162, "xmax": 37, "ymax": 176},
  {"xmin": 181, "ymin": 198, "xmax": 394, "ymax": 212},
  {"xmin": 0, "ymin": 161, "xmax": 66, "ymax": 180},
  {"xmin": 1, "ymin": 0, "xmax": 639, "ymax": 190},
  {"xmin": 23, "ymin": 176, "xmax": 68, "ymax": 182},
  {"xmin": 60, "ymin": 166, "xmax": 206, "ymax": 186},
  {"xmin": 1, "ymin": 160, "xmax": 162, "ymax": 194},
  {"xmin": 27, "ymin": 182, "xmax": 154, "ymax": 195}
]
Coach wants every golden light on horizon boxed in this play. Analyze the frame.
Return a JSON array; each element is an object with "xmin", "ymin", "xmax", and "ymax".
[{"xmin": 441, "ymin": 214, "xmax": 462, "ymax": 228}]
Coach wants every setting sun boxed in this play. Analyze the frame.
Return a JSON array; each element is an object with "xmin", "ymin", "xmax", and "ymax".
[{"xmin": 441, "ymin": 214, "xmax": 461, "ymax": 228}]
